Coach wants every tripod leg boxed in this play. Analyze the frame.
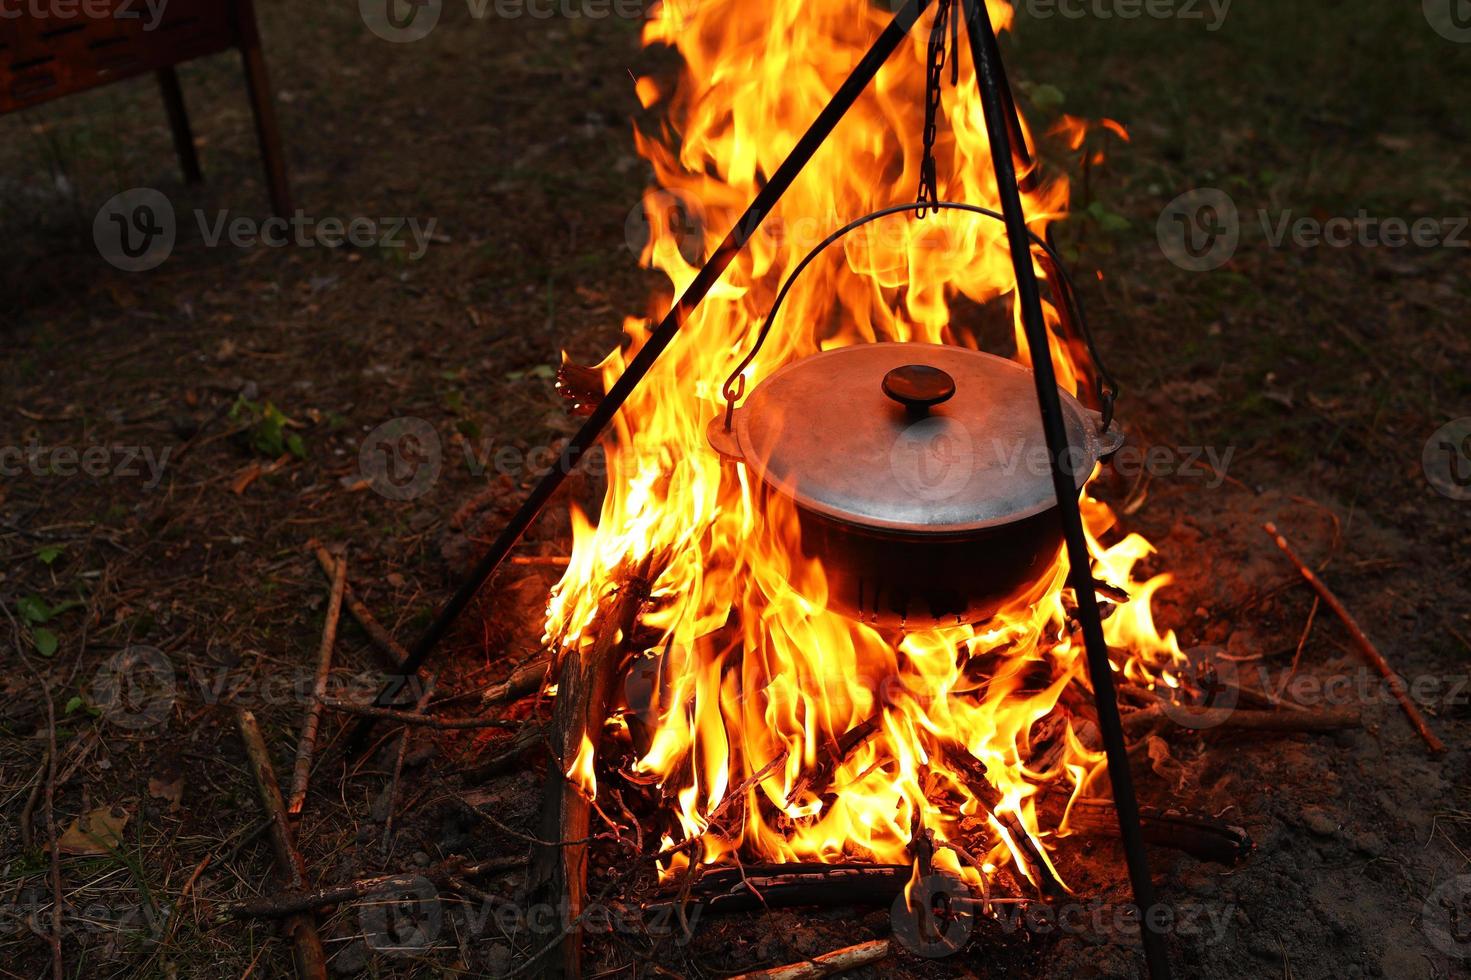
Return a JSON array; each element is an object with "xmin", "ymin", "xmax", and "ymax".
[
  {"xmin": 958, "ymin": 2, "xmax": 1170, "ymax": 978},
  {"xmin": 346, "ymin": 0, "xmax": 936, "ymax": 755}
]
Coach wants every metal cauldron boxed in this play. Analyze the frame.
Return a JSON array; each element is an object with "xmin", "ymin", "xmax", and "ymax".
[{"xmin": 710, "ymin": 341, "xmax": 1120, "ymax": 628}]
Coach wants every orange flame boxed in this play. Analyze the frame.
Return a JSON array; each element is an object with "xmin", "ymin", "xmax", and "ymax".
[{"xmin": 540, "ymin": 0, "xmax": 1182, "ymax": 891}]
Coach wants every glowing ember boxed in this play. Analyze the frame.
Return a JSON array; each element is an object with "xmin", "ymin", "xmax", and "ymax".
[{"xmin": 541, "ymin": 0, "xmax": 1185, "ymax": 893}]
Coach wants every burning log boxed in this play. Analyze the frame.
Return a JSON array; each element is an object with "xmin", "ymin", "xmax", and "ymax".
[
  {"xmin": 1262, "ymin": 522, "xmax": 1445, "ymax": 754},
  {"xmin": 1066, "ymin": 799, "xmax": 1253, "ymax": 865},
  {"xmin": 527, "ymin": 557, "xmax": 657, "ymax": 979},
  {"xmin": 234, "ymin": 708, "xmax": 328, "ymax": 980},
  {"xmin": 935, "ymin": 739, "xmax": 1064, "ymax": 899},
  {"xmin": 555, "ymin": 357, "xmax": 605, "ymax": 416},
  {"xmin": 656, "ymin": 863, "xmax": 917, "ymax": 914},
  {"xmin": 784, "ymin": 715, "xmax": 882, "ymax": 806},
  {"xmin": 726, "ymin": 939, "xmax": 894, "ymax": 980}
]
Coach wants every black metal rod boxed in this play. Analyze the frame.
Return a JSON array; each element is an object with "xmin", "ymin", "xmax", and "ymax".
[
  {"xmin": 345, "ymin": 0, "xmax": 934, "ymax": 755},
  {"xmin": 958, "ymin": 3, "xmax": 1170, "ymax": 978}
]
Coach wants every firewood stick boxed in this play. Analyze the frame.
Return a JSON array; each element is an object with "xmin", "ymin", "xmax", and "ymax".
[
  {"xmin": 529, "ymin": 556, "xmax": 657, "ymax": 979},
  {"xmin": 935, "ymin": 738, "xmax": 1064, "ymax": 898},
  {"xmin": 479, "ymin": 657, "xmax": 551, "ymax": 707},
  {"xmin": 311, "ymin": 543, "xmax": 408, "ymax": 669},
  {"xmin": 219, "ymin": 854, "xmax": 528, "ymax": 919},
  {"xmin": 1262, "ymin": 522, "xmax": 1445, "ymax": 753},
  {"xmin": 234, "ymin": 708, "xmax": 328, "ymax": 980},
  {"xmin": 288, "ymin": 548, "xmax": 348, "ymax": 815},
  {"xmin": 382, "ymin": 675, "xmax": 437, "ymax": 855},
  {"xmin": 785, "ymin": 715, "xmax": 881, "ymax": 805},
  {"xmin": 1066, "ymin": 799, "xmax": 1253, "ymax": 864},
  {"xmin": 727, "ymin": 939, "xmax": 893, "ymax": 980},
  {"xmin": 317, "ymin": 697, "xmax": 518, "ymax": 729},
  {"xmin": 1122, "ymin": 703, "xmax": 1360, "ymax": 734}
]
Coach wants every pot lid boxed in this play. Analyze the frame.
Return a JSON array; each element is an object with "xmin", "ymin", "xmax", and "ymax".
[{"xmin": 732, "ymin": 342, "xmax": 1098, "ymax": 533}]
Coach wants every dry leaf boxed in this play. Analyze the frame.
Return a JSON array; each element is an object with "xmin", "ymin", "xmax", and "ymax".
[
  {"xmin": 58, "ymin": 805, "xmax": 129, "ymax": 856},
  {"xmin": 148, "ymin": 776, "xmax": 184, "ymax": 809}
]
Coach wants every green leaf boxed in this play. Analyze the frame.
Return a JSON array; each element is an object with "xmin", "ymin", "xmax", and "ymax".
[
  {"xmin": 18, "ymin": 595, "xmax": 51, "ymax": 624},
  {"xmin": 32, "ymin": 628, "xmax": 59, "ymax": 657},
  {"xmin": 37, "ymin": 546, "xmax": 64, "ymax": 565},
  {"xmin": 64, "ymin": 696, "xmax": 84, "ymax": 715},
  {"xmin": 286, "ymin": 433, "xmax": 307, "ymax": 460}
]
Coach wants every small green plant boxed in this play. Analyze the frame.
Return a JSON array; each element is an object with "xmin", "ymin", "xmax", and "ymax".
[{"xmin": 230, "ymin": 398, "xmax": 307, "ymax": 460}]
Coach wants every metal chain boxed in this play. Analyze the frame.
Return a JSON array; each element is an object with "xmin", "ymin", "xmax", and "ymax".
[{"xmin": 916, "ymin": 0, "xmax": 954, "ymax": 218}]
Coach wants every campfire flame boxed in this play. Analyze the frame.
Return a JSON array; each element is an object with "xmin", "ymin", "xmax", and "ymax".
[{"xmin": 542, "ymin": 0, "xmax": 1183, "ymax": 892}]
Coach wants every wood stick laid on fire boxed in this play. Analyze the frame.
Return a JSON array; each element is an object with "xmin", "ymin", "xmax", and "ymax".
[
  {"xmin": 1121, "ymin": 703, "xmax": 1361, "ymax": 734},
  {"xmin": 1262, "ymin": 522, "xmax": 1445, "ymax": 754},
  {"xmin": 288, "ymin": 547, "xmax": 348, "ymax": 816},
  {"xmin": 234, "ymin": 708, "xmax": 328, "ymax": 980},
  {"xmin": 726, "ymin": 939, "xmax": 894, "ymax": 980},
  {"xmin": 310, "ymin": 542, "xmax": 408, "ymax": 670},
  {"xmin": 1065, "ymin": 799, "xmax": 1253, "ymax": 865},
  {"xmin": 528, "ymin": 555, "xmax": 657, "ymax": 979}
]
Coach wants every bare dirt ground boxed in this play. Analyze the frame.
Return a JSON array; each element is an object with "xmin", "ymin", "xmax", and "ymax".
[{"xmin": 1, "ymin": 2, "xmax": 1468, "ymax": 978}]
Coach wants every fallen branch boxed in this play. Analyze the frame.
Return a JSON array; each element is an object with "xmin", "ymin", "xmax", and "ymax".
[
  {"xmin": 288, "ymin": 547, "xmax": 348, "ymax": 815},
  {"xmin": 219, "ymin": 854, "xmax": 528, "ymax": 919},
  {"xmin": 727, "ymin": 939, "xmax": 893, "ymax": 980},
  {"xmin": 1122, "ymin": 703, "xmax": 1361, "ymax": 734},
  {"xmin": 318, "ymin": 697, "xmax": 519, "ymax": 729},
  {"xmin": 463, "ymin": 725, "xmax": 547, "ymax": 781},
  {"xmin": 234, "ymin": 708, "xmax": 328, "ymax": 980},
  {"xmin": 13, "ymin": 633, "xmax": 62, "ymax": 980},
  {"xmin": 311, "ymin": 542, "xmax": 409, "ymax": 669},
  {"xmin": 1262, "ymin": 522, "xmax": 1444, "ymax": 754}
]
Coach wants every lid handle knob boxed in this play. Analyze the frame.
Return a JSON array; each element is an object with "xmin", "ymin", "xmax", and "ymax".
[{"xmin": 882, "ymin": 364, "xmax": 956, "ymax": 417}]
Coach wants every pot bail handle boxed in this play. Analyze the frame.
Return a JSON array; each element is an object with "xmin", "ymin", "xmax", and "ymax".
[
  {"xmin": 717, "ymin": 201, "xmax": 1120, "ymax": 434},
  {"xmin": 882, "ymin": 364, "xmax": 955, "ymax": 417}
]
